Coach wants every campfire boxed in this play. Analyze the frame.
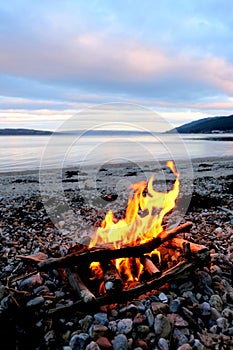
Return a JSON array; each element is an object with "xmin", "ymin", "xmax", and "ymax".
[
  {"xmin": 88, "ymin": 160, "xmax": 180, "ymax": 292},
  {"xmin": 20, "ymin": 160, "xmax": 209, "ymax": 316}
]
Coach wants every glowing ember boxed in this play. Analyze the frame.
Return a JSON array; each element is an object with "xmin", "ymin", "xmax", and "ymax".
[{"xmin": 89, "ymin": 160, "xmax": 180, "ymax": 287}]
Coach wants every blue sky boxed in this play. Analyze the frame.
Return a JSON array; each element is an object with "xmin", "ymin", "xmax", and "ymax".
[{"xmin": 1, "ymin": 0, "xmax": 233, "ymax": 130}]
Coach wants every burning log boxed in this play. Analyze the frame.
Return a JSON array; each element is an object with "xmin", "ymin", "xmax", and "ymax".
[
  {"xmin": 140, "ymin": 256, "xmax": 161, "ymax": 277},
  {"xmin": 183, "ymin": 241, "xmax": 191, "ymax": 259},
  {"xmin": 101, "ymin": 261, "xmax": 123, "ymax": 293},
  {"xmin": 164, "ymin": 237, "xmax": 209, "ymax": 260},
  {"xmin": 37, "ymin": 221, "xmax": 193, "ymax": 272}
]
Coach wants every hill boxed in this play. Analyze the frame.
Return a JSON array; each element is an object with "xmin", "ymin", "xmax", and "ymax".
[
  {"xmin": 0, "ymin": 128, "xmax": 53, "ymax": 135},
  {"xmin": 167, "ymin": 114, "xmax": 233, "ymax": 133}
]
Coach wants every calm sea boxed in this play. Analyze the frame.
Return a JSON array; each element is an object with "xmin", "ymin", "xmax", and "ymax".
[{"xmin": 0, "ymin": 133, "xmax": 233, "ymax": 173}]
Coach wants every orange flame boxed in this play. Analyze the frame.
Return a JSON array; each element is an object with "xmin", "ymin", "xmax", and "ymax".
[{"xmin": 89, "ymin": 160, "xmax": 179, "ymax": 285}]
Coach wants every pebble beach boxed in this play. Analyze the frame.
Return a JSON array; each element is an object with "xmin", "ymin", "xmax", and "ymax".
[{"xmin": 0, "ymin": 156, "xmax": 233, "ymax": 350}]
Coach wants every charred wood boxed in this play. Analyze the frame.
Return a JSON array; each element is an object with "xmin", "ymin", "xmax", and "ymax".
[
  {"xmin": 38, "ymin": 221, "xmax": 193, "ymax": 272},
  {"xmin": 140, "ymin": 256, "xmax": 161, "ymax": 277},
  {"xmin": 164, "ymin": 237, "xmax": 209, "ymax": 261},
  {"xmin": 101, "ymin": 261, "xmax": 123, "ymax": 293}
]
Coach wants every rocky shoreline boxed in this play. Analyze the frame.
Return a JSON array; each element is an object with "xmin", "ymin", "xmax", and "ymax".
[{"xmin": 0, "ymin": 157, "xmax": 232, "ymax": 349}]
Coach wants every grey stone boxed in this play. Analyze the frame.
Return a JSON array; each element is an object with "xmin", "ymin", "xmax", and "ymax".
[
  {"xmin": 113, "ymin": 334, "xmax": 128, "ymax": 350},
  {"xmin": 173, "ymin": 328, "xmax": 189, "ymax": 346},
  {"xmin": 199, "ymin": 301, "xmax": 211, "ymax": 316},
  {"xmin": 117, "ymin": 318, "xmax": 133, "ymax": 334},
  {"xmin": 151, "ymin": 302, "xmax": 168, "ymax": 315},
  {"xmin": 210, "ymin": 307, "xmax": 221, "ymax": 321},
  {"xmin": 86, "ymin": 341, "xmax": 100, "ymax": 350},
  {"xmin": 154, "ymin": 314, "xmax": 171, "ymax": 338},
  {"xmin": 158, "ymin": 337, "xmax": 169, "ymax": 350},
  {"xmin": 79, "ymin": 315, "xmax": 93, "ymax": 333},
  {"xmin": 209, "ymin": 294, "xmax": 223, "ymax": 312},
  {"xmin": 158, "ymin": 292, "xmax": 168, "ymax": 303},
  {"xmin": 26, "ymin": 296, "xmax": 44, "ymax": 308},
  {"xmin": 94, "ymin": 312, "xmax": 108, "ymax": 326},
  {"xmin": 216, "ymin": 317, "xmax": 229, "ymax": 330},
  {"xmin": 69, "ymin": 333, "xmax": 90, "ymax": 350},
  {"xmin": 136, "ymin": 325, "xmax": 150, "ymax": 335},
  {"xmin": 145, "ymin": 308, "xmax": 154, "ymax": 327},
  {"xmin": 193, "ymin": 339, "xmax": 205, "ymax": 350},
  {"xmin": 169, "ymin": 299, "xmax": 180, "ymax": 313}
]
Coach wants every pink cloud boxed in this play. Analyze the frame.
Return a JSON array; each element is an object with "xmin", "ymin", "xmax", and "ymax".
[{"xmin": 1, "ymin": 26, "xmax": 233, "ymax": 94}]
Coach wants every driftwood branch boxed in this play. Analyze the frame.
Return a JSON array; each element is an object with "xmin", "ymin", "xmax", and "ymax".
[
  {"xmin": 38, "ymin": 221, "xmax": 192, "ymax": 271},
  {"xmin": 75, "ymin": 273, "xmax": 96, "ymax": 303},
  {"xmin": 64, "ymin": 268, "xmax": 81, "ymax": 297},
  {"xmin": 16, "ymin": 252, "xmax": 48, "ymax": 264},
  {"xmin": 164, "ymin": 237, "xmax": 209, "ymax": 260},
  {"xmin": 62, "ymin": 247, "xmax": 95, "ymax": 302}
]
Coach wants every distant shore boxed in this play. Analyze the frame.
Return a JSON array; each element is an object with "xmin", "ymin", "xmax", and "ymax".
[
  {"xmin": 183, "ymin": 135, "xmax": 233, "ymax": 141},
  {"xmin": 1, "ymin": 127, "xmax": 233, "ymax": 137},
  {"xmin": 0, "ymin": 128, "xmax": 52, "ymax": 136}
]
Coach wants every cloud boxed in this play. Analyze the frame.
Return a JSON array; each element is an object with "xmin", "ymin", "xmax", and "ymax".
[
  {"xmin": 1, "ymin": 29, "xmax": 233, "ymax": 102},
  {"xmin": 0, "ymin": 2, "xmax": 232, "ymax": 94},
  {"xmin": 1, "ymin": 0, "xmax": 233, "ymax": 130}
]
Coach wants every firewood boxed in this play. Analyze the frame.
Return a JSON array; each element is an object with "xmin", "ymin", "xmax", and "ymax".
[
  {"xmin": 8, "ymin": 271, "xmax": 39, "ymax": 285},
  {"xmin": 47, "ymin": 260, "xmax": 193, "ymax": 317},
  {"xmin": 164, "ymin": 237, "xmax": 209, "ymax": 260},
  {"xmin": 64, "ymin": 268, "xmax": 81, "ymax": 297},
  {"xmin": 59, "ymin": 244, "xmax": 95, "ymax": 302},
  {"xmin": 140, "ymin": 256, "xmax": 161, "ymax": 277},
  {"xmin": 75, "ymin": 273, "xmax": 96, "ymax": 303},
  {"xmin": 183, "ymin": 241, "xmax": 191, "ymax": 259},
  {"xmin": 38, "ymin": 222, "xmax": 193, "ymax": 272},
  {"xmin": 158, "ymin": 221, "xmax": 193, "ymax": 240},
  {"xmin": 101, "ymin": 261, "xmax": 123, "ymax": 293},
  {"xmin": 16, "ymin": 252, "xmax": 48, "ymax": 263}
]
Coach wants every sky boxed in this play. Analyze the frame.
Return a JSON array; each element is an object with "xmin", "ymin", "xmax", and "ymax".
[{"xmin": 1, "ymin": 0, "xmax": 233, "ymax": 131}]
